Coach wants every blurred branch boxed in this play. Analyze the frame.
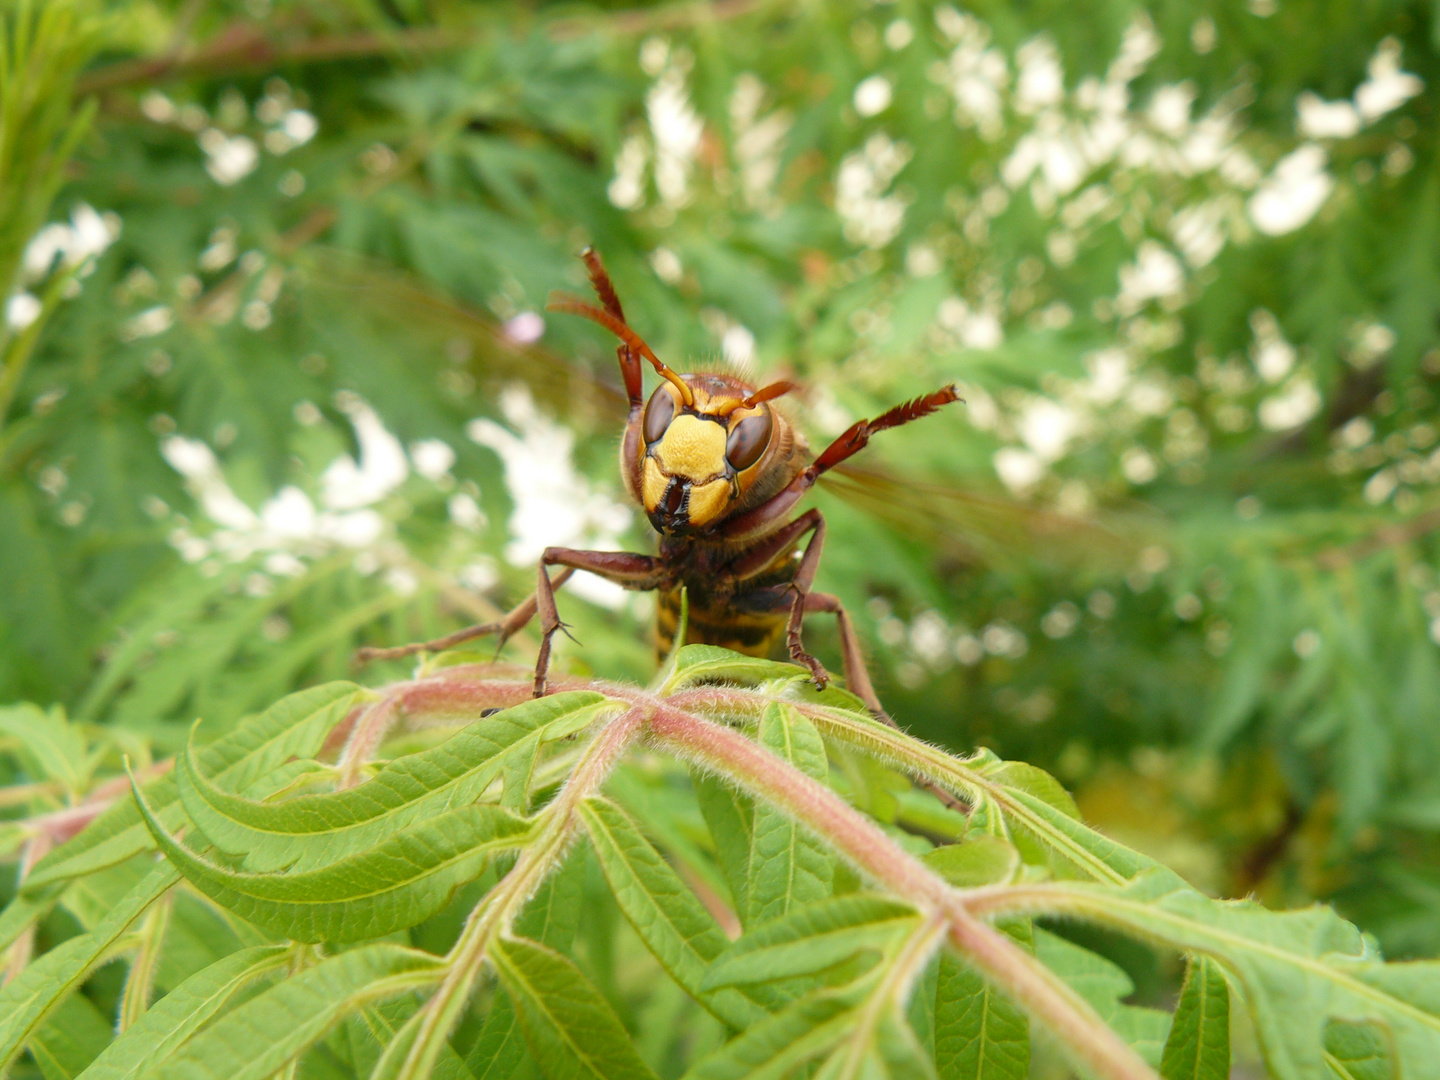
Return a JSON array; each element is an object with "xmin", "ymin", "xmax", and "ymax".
[
  {"xmin": 77, "ymin": 0, "xmax": 769, "ymax": 94},
  {"xmin": 1314, "ymin": 506, "xmax": 1440, "ymax": 570}
]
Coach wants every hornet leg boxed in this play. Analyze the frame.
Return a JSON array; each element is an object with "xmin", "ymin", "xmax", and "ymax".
[
  {"xmin": 533, "ymin": 548, "xmax": 664, "ymax": 697},
  {"xmin": 805, "ymin": 590, "xmax": 970, "ymax": 816},
  {"xmin": 782, "ymin": 513, "xmax": 831, "ymax": 688},
  {"xmin": 355, "ymin": 568, "xmax": 577, "ymax": 664}
]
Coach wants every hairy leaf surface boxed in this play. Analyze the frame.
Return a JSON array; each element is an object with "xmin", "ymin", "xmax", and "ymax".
[
  {"xmin": 135, "ymin": 780, "xmax": 528, "ymax": 941},
  {"xmin": 745, "ymin": 703, "xmax": 832, "ymax": 926},
  {"xmin": 26, "ymin": 684, "xmax": 367, "ymax": 889},
  {"xmin": 579, "ymin": 796, "xmax": 765, "ymax": 1028},
  {"xmin": 1160, "ymin": 957, "xmax": 1230, "ymax": 1080},
  {"xmin": 75, "ymin": 946, "xmax": 288, "ymax": 1080},
  {"xmin": 0, "ymin": 862, "xmax": 177, "ymax": 1073},
  {"xmin": 491, "ymin": 935, "xmax": 660, "ymax": 1080},
  {"xmin": 175, "ymin": 692, "xmax": 612, "ymax": 871},
  {"xmin": 150, "ymin": 945, "xmax": 444, "ymax": 1080}
]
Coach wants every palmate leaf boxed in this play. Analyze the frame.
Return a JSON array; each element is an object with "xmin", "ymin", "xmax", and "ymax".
[
  {"xmin": 149, "ymin": 944, "xmax": 444, "ymax": 1080},
  {"xmin": 1033, "ymin": 871, "xmax": 1440, "ymax": 1079},
  {"xmin": 578, "ymin": 796, "xmax": 766, "ymax": 1029},
  {"xmin": 1160, "ymin": 957, "xmax": 1230, "ymax": 1080},
  {"xmin": 25, "ymin": 683, "xmax": 369, "ymax": 891},
  {"xmin": 0, "ymin": 862, "xmax": 178, "ymax": 1073},
  {"xmin": 74, "ymin": 946, "xmax": 288, "ymax": 1080},
  {"xmin": 490, "ymin": 935, "xmax": 660, "ymax": 1080},
  {"xmin": 134, "ymin": 779, "xmax": 529, "ymax": 942},
  {"xmin": 0, "ymin": 884, "xmax": 62, "ymax": 953},
  {"xmin": 174, "ymin": 692, "xmax": 615, "ymax": 872},
  {"xmin": 693, "ymin": 771, "xmax": 755, "ymax": 918}
]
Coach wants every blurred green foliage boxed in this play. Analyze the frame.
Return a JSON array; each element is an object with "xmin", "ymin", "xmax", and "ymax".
[{"xmin": 2, "ymin": 0, "xmax": 1440, "ymax": 992}]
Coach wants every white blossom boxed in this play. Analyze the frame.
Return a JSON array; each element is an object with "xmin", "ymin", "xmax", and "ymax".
[
  {"xmin": 200, "ymin": 130, "xmax": 259, "ymax": 185},
  {"xmin": 853, "ymin": 76, "xmax": 893, "ymax": 117},
  {"xmin": 934, "ymin": 10, "xmax": 1009, "ymax": 139},
  {"xmin": 410, "ymin": 439, "xmax": 456, "ymax": 481},
  {"xmin": 835, "ymin": 133, "xmax": 912, "ymax": 248},
  {"xmin": 502, "ymin": 312, "xmax": 545, "ymax": 344},
  {"xmin": 6, "ymin": 293, "xmax": 41, "ymax": 330},
  {"xmin": 1296, "ymin": 93, "xmax": 1361, "ymax": 139},
  {"xmin": 467, "ymin": 385, "xmax": 632, "ymax": 609},
  {"xmin": 1015, "ymin": 38, "xmax": 1064, "ymax": 114},
  {"xmin": 994, "ymin": 447, "xmax": 1045, "ymax": 493},
  {"xmin": 1248, "ymin": 145, "xmax": 1333, "ymax": 235},
  {"xmin": 1018, "ymin": 398, "xmax": 1081, "ymax": 462},
  {"xmin": 1355, "ymin": 38, "xmax": 1423, "ymax": 121},
  {"xmin": 1258, "ymin": 376, "xmax": 1322, "ymax": 430},
  {"xmin": 648, "ymin": 66, "xmax": 704, "ymax": 206},
  {"xmin": 1117, "ymin": 241, "xmax": 1185, "ymax": 314},
  {"xmin": 282, "ymin": 109, "xmax": 318, "ymax": 145}
]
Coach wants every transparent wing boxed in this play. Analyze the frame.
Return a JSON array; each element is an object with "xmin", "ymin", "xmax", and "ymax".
[{"xmin": 819, "ymin": 464, "xmax": 1148, "ymax": 571}]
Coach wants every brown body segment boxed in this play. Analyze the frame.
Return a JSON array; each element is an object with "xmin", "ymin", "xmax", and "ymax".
[{"xmin": 357, "ymin": 250, "xmax": 960, "ymax": 732}]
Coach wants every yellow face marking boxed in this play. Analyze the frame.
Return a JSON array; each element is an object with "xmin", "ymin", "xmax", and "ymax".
[
  {"xmin": 685, "ymin": 478, "xmax": 731, "ymax": 527},
  {"xmin": 655, "ymin": 415, "xmax": 726, "ymax": 482},
  {"xmin": 642, "ymin": 457, "xmax": 668, "ymax": 514}
]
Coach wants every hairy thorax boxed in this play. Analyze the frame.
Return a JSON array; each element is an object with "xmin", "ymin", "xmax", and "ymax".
[{"xmin": 653, "ymin": 532, "xmax": 804, "ymax": 659}]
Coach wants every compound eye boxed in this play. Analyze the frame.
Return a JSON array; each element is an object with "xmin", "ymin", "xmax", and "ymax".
[
  {"xmin": 643, "ymin": 387, "xmax": 676, "ymax": 444},
  {"xmin": 726, "ymin": 408, "xmax": 772, "ymax": 472}
]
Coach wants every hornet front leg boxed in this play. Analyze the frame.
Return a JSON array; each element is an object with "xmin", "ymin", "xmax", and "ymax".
[{"xmin": 532, "ymin": 548, "xmax": 665, "ymax": 697}]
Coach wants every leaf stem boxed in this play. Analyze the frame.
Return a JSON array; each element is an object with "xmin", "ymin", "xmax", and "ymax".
[
  {"xmin": 118, "ymin": 891, "xmax": 172, "ymax": 1031},
  {"xmin": 394, "ymin": 702, "xmax": 648, "ymax": 1080},
  {"xmin": 648, "ymin": 705, "xmax": 1158, "ymax": 1080}
]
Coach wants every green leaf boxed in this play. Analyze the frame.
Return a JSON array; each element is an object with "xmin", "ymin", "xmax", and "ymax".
[
  {"xmin": 75, "ymin": 946, "xmax": 288, "ymax": 1080},
  {"xmin": 0, "ymin": 861, "xmax": 178, "ymax": 1074},
  {"xmin": 150, "ymin": 945, "xmax": 443, "ymax": 1080},
  {"xmin": 803, "ymin": 711, "xmax": 1160, "ymax": 885},
  {"xmin": 0, "ymin": 703, "xmax": 88, "ymax": 792},
  {"xmin": 1160, "ymin": 957, "xmax": 1230, "ymax": 1080},
  {"xmin": 135, "ymin": 776, "xmax": 528, "ymax": 942},
  {"xmin": 29, "ymin": 993, "xmax": 113, "ymax": 1080},
  {"xmin": 513, "ymin": 844, "xmax": 587, "ymax": 953},
  {"xmin": 1033, "ymin": 929, "xmax": 1170, "ymax": 1066},
  {"xmin": 814, "ymin": 1012, "xmax": 937, "ymax": 1080},
  {"xmin": 578, "ymin": 796, "xmax": 764, "ymax": 1029},
  {"xmin": 361, "ymin": 999, "xmax": 477, "ymax": 1080},
  {"xmin": 1323, "ymin": 1020, "xmax": 1396, "ymax": 1080},
  {"xmin": 0, "ymin": 885, "xmax": 61, "ymax": 953},
  {"xmin": 26, "ymin": 683, "xmax": 368, "ymax": 890},
  {"xmin": 660, "ymin": 645, "xmax": 808, "ymax": 694},
  {"xmin": 682, "ymin": 979, "xmax": 870, "ymax": 1080},
  {"xmin": 175, "ymin": 692, "xmax": 612, "ymax": 872},
  {"xmin": 1032, "ymin": 872, "xmax": 1440, "ymax": 1079},
  {"xmin": 922, "ymin": 836, "xmax": 1021, "ymax": 888},
  {"xmin": 703, "ymin": 895, "xmax": 918, "ymax": 990},
  {"xmin": 693, "ymin": 770, "xmax": 754, "ymax": 918},
  {"xmin": 490, "ymin": 935, "xmax": 660, "ymax": 1080},
  {"xmin": 746, "ymin": 703, "xmax": 832, "ymax": 926},
  {"xmin": 934, "ymin": 921, "xmax": 1032, "ymax": 1080},
  {"xmin": 465, "ymin": 990, "xmax": 535, "ymax": 1080}
]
